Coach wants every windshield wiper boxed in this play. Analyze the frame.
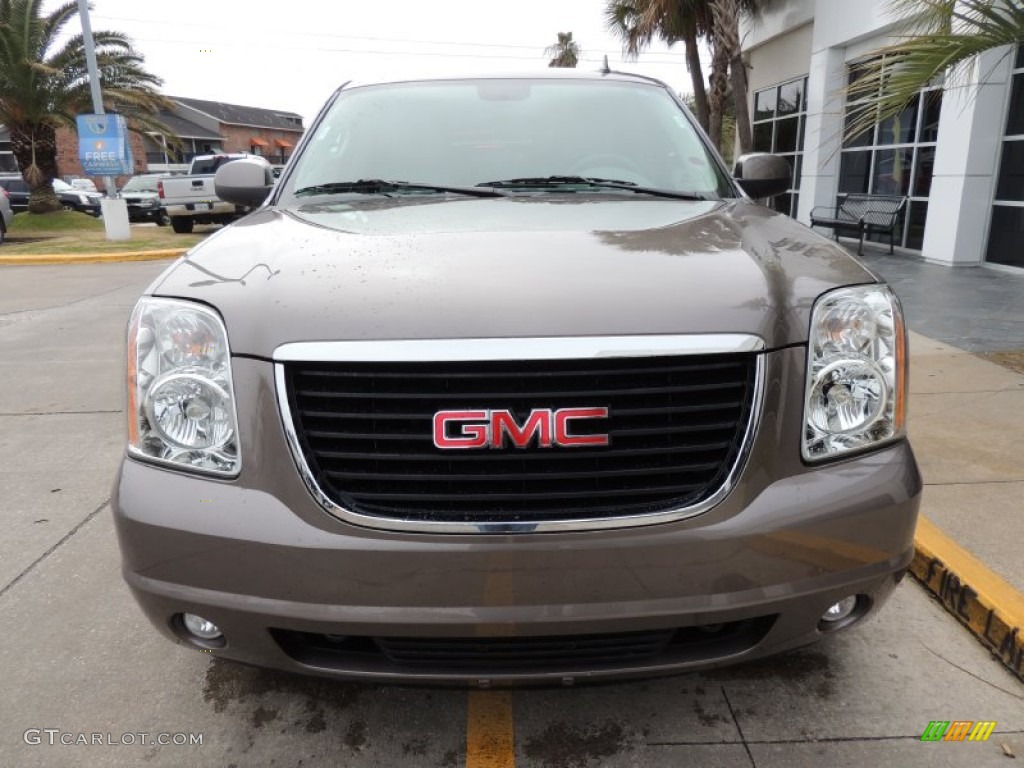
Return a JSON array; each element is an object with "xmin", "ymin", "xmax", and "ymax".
[
  {"xmin": 294, "ymin": 179, "xmax": 506, "ymax": 198},
  {"xmin": 478, "ymin": 176, "xmax": 709, "ymax": 201}
]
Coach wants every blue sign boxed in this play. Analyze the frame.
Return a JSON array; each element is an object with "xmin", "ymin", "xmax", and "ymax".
[{"xmin": 76, "ymin": 113, "xmax": 133, "ymax": 176}]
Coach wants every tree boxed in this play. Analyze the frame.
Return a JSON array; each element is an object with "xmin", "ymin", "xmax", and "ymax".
[
  {"xmin": 606, "ymin": 0, "xmax": 763, "ymax": 154},
  {"xmin": 845, "ymin": 0, "xmax": 1024, "ymax": 143},
  {"xmin": 546, "ymin": 31, "xmax": 581, "ymax": 68},
  {"xmin": 606, "ymin": 0, "xmax": 712, "ymax": 131},
  {"xmin": 708, "ymin": 0, "xmax": 753, "ymax": 155},
  {"xmin": 0, "ymin": 0, "xmax": 171, "ymax": 213}
]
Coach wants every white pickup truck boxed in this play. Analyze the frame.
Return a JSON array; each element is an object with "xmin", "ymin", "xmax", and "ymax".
[{"xmin": 158, "ymin": 153, "xmax": 270, "ymax": 233}]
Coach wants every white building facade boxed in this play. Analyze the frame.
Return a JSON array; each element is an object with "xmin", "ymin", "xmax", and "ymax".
[{"xmin": 742, "ymin": 0, "xmax": 1023, "ymax": 269}]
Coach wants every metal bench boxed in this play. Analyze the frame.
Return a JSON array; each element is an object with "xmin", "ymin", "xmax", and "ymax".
[{"xmin": 810, "ymin": 193, "xmax": 907, "ymax": 255}]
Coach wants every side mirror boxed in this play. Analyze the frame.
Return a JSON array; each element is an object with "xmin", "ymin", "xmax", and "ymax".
[
  {"xmin": 215, "ymin": 158, "xmax": 274, "ymax": 208},
  {"xmin": 733, "ymin": 153, "xmax": 791, "ymax": 199}
]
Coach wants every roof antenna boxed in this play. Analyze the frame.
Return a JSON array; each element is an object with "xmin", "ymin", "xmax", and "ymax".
[{"xmin": 600, "ymin": 55, "xmax": 611, "ymax": 75}]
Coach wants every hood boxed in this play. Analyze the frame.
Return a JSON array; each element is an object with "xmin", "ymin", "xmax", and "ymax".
[{"xmin": 153, "ymin": 196, "xmax": 877, "ymax": 358}]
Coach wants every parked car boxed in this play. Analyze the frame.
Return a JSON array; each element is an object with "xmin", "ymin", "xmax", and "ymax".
[
  {"xmin": 157, "ymin": 153, "xmax": 263, "ymax": 233},
  {"xmin": 114, "ymin": 72, "xmax": 921, "ymax": 686},
  {"xmin": 69, "ymin": 177, "xmax": 99, "ymax": 193},
  {"xmin": 53, "ymin": 179, "xmax": 103, "ymax": 216},
  {"xmin": 119, "ymin": 174, "xmax": 170, "ymax": 225},
  {"xmin": 0, "ymin": 177, "xmax": 102, "ymax": 216},
  {"xmin": 0, "ymin": 186, "xmax": 12, "ymax": 244}
]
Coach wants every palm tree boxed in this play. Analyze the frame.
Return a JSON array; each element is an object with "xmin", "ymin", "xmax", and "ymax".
[
  {"xmin": 606, "ymin": 0, "xmax": 762, "ymax": 154},
  {"xmin": 606, "ymin": 0, "xmax": 712, "ymax": 132},
  {"xmin": 0, "ymin": 0, "xmax": 171, "ymax": 212},
  {"xmin": 546, "ymin": 31, "xmax": 581, "ymax": 68},
  {"xmin": 709, "ymin": 0, "xmax": 753, "ymax": 155},
  {"xmin": 845, "ymin": 0, "xmax": 1024, "ymax": 144}
]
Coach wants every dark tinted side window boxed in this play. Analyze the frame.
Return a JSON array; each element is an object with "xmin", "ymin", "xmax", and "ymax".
[{"xmin": 191, "ymin": 157, "xmax": 239, "ymax": 175}]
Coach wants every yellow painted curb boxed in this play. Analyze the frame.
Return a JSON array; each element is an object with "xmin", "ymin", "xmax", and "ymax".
[
  {"xmin": 0, "ymin": 248, "xmax": 185, "ymax": 266},
  {"xmin": 911, "ymin": 514, "xmax": 1024, "ymax": 680}
]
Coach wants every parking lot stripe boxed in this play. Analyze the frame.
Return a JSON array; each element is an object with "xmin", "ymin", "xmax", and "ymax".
[
  {"xmin": 466, "ymin": 690, "xmax": 515, "ymax": 768},
  {"xmin": 912, "ymin": 515, "xmax": 1024, "ymax": 680}
]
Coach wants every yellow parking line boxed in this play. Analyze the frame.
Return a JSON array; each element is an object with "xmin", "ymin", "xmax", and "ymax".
[{"xmin": 466, "ymin": 690, "xmax": 514, "ymax": 768}]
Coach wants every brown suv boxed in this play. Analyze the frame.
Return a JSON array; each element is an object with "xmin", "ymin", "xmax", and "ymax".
[{"xmin": 113, "ymin": 72, "xmax": 921, "ymax": 686}]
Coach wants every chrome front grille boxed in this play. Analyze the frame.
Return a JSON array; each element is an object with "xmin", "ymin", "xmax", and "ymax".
[{"xmin": 276, "ymin": 337, "xmax": 762, "ymax": 532}]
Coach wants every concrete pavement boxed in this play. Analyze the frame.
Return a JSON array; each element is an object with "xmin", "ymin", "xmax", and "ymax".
[
  {"xmin": 908, "ymin": 332, "xmax": 1024, "ymax": 594},
  {"xmin": 863, "ymin": 250, "xmax": 1024, "ymax": 680},
  {"xmin": 1, "ymin": 260, "xmax": 1021, "ymax": 767}
]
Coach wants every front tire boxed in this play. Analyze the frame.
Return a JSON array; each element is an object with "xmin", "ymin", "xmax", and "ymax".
[
  {"xmin": 171, "ymin": 217, "xmax": 194, "ymax": 234},
  {"xmin": 156, "ymin": 211, "xmax": 170, "ymax": 227}
]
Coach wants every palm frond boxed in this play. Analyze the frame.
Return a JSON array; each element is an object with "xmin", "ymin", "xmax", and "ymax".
[{"xmin": 843, "ymin": 0, "xmax": 1024, "ymax": 143}]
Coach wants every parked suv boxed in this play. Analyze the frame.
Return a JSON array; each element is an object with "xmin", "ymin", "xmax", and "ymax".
[
  {"xmin": 0, "ymin": 177, "xmax": 102, "ymax": 216},
  {"xmin": 113, "ymin": 72, "xmax": 921, "ymax": 686},
  {"xmin": 119, "ymin": 174, "xmax": 169, "ymax": 225}
]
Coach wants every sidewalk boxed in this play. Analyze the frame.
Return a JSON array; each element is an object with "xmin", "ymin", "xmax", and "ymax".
[{"xmin": 859, "ymin": 247, "xmax": 1024, "ymax": 679}]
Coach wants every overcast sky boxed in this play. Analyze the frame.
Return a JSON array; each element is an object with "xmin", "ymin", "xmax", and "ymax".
[{"xmin": 67, "ymin": 0, "xmax": 708, "ymax": 123}]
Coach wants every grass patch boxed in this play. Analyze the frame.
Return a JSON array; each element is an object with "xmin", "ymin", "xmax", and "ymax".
[
  {"xmin": 9, "ymin": 210, "xmax": 106, "ymax": 233},
  {"xmin": 979, "ymin": 350, "xmax": 1024, "ymax": 376},
  {"xmin": 1, "ymin": 221, "xmax": 214, "ymax": 256}
]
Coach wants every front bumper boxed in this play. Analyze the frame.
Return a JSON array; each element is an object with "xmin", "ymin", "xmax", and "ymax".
[
  {"xmin": 126, "ymin": 204, "xmax": 164, "ymax": 222},
  {"xmin": 112, "ymin": 348, "xmax": 922, "ymax": 685}
]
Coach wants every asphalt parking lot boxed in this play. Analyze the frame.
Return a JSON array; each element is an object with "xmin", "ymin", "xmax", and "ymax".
[{"xmin": 1, "ymin": 261, "xmax": 1022, "ymax": 768}]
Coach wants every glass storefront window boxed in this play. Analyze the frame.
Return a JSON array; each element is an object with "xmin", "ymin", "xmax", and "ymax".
[
  {"xmin": 753, "ymin": 122, "xmax": 773, "ymax": 153},
  {"xmin": 878, "ymin": 100, "xmax": 919, "ymax": 145},
  {"xmin": 754, "ymin": 89, "xmax": 777, "ymax": 122},
  {"xmin": 871, "ymin": 148, "xmax": 914, "ymax": 196},
  {"xmin": 752, "ymin": 76, "xmax": 808, "ymax": 217},
  {"xmin": 839, "ymin": 58, "xmax": 942, "ymax": 250},
  {"xmin": 777, "ymin": 79, "xmax": 805, "ymax": 116},
  {"xmin": 1006, "ymin": 73, "xmax": 1024, "ymax": 136},
  {"xmin": 920, "ymin": 91, "xmax": 943, "ymax": 142},
  {"xmin": 986, "ymin": 206, "xmax": 1024, "ymax": 267},
  {"xmin": 995, "ymin": 141, "xmax": 1024, "ymax": 201},
  {"xmin": 774, "ymin": 117, "xmax": 800, "ymax": 153},
  {"xmin": 913, "ymin": 146, "xmax": 936, "ymax": 197},
  {"xmin": 987, "ymin": 48, "xmax": 1024, "ymax": 267},
  {"xmin": 839, "ymin": 151, "xmax": 871, "ymax": 193}
]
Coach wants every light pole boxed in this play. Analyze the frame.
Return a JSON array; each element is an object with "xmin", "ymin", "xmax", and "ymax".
[{"xmin": 76, "ymin": 0, "xmax": 130, "ymax": 239}]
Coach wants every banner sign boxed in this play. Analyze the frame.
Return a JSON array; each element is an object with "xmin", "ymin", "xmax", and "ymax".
[{"xmin": 76, "ymin": 114, "xmax": 133, "ymax": 176}]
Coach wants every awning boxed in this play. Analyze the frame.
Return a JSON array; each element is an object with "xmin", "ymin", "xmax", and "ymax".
[
  {"xmin": 249, "ymin": 137, "xmax": 270, "ymax": 147},
  {"xmin": 273, "ymin": 138, "xmax": 294, "ymax": 149}
]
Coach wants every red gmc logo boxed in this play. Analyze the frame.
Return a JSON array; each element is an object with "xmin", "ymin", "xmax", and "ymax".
[{"xmin": 433, "ymin": 408, "xmax": 610, "ymax": 450}]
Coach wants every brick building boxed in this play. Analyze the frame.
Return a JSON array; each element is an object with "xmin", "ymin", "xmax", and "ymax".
[{"xmin": 167, "ymin": 96, "xmax": 301, "ymax": 167}]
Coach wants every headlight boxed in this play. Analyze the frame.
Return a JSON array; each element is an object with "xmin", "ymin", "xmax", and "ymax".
[
  {"xmin": 126, "ymin": 297, "xmax": 240, "ymax": 475},
  {"xmin": 78, "ymin": 194, "xmax": 90, "ymax": 205},
  {"xmin": 803, "ymin": 284, "xmax": 907, "ymax": 461}
]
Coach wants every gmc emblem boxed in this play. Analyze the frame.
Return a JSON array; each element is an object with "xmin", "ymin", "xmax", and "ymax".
[{"xmin": 433, "ymin": 408, "xmax": 610, "ymax": 450}]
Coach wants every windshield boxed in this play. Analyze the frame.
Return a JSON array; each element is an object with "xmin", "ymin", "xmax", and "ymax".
[
  {"xmin": 281, "ymin": 78, "xmax": 733, "ymax": 202},
  {"xmin": 122, "ymin": 177, "xmax": 158, "ymax": 193},
  {"xmin": 52, "ymin": 179, "xmax": 72, "ymax": 192}
]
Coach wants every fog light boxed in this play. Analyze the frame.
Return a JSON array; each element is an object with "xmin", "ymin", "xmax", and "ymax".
[
  {"xmin": 182, "ymin": 613, "xmax": 222, "ymax": 640},
  {"xmin": 821, "ymin": 596, "xmax": 858, "ymax": 623}
]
